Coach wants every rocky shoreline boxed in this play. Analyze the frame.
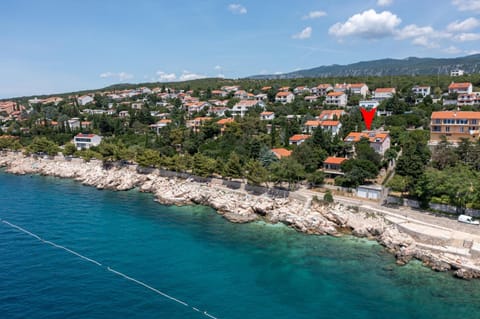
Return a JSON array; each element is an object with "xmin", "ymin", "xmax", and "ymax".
[{"xmin": 1, "ymin": 151, "xmax": 480, "ymax": 279}]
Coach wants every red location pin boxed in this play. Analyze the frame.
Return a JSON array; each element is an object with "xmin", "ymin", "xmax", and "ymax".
[{"xmin": 360, "ymin": 107, "xmax": 376, "ymax": 130}]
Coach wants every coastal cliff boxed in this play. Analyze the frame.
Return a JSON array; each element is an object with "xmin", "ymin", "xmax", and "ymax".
[{"xmin": 1, "ymin": 152, "xmax": 480, "ymax": 279}]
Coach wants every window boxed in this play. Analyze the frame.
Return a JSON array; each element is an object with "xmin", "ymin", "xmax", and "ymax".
[
  {"xmin": 460, "ymin": 127, "xmax": 464, "ymax": 133},
  {"xmin": 445, "ymin": 127, "xmax": 450, "ymax": 132},
  {"xmin": 432, "ymin": 126, "xmax": 441, "ymax": 132},
  {"xmin": 472, "ymin": 120, "xmax": 477, "ymax": 124}
]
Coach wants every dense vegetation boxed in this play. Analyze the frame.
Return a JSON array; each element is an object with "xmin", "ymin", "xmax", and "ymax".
[{"xmin": 2, "ymin": 74, "xmax": 480, "ymax": 210}]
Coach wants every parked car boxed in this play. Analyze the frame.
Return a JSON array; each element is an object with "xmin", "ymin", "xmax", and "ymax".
[{"xmin": 458, "ymin": 214, "xmax": 479, "ymax": 225}]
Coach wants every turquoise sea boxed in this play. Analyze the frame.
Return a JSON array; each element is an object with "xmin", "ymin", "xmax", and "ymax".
[{"xmin": 1, "ymin": 171, "xmax": 479, "ymax": 319}]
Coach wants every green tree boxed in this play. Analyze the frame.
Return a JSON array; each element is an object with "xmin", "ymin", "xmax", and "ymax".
[
  {"xmin": 26, "ymin": 137, "xmax": 60, "ymax": 156},
  {"xmin": 269, "ymin": 157, "xmax": 306, "ymax": 190},
  {"xmin": 323, "ymin": 190, "xmax": 334, "ymax": 203},
  {"xmin": 62, "ymin": 142, "xmax": 77, "ymax": 156},
  {"xmin": 307, "ymin": 170, "xmax": 325, "ymax": 188},
  {"xmin": 223, "ymin": 152, "xmax": 243, "ymax": 179},
  {"xmin": 136, "ymin": 149, "xmax": 161, "ymax": 167},
  {"xmin": 244, "ymin": 159, "xmax": 269, "ymax": 186}
]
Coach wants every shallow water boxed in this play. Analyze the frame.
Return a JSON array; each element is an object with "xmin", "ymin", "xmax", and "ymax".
[{"xmin": 0, "ymin": 172, "xmax": 479, "ymax": 319}]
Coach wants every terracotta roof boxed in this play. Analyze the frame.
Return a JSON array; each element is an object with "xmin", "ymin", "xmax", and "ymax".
[
  {"xmin": 320, "ymin": 120, "xmax": 340, "ymax": 126},
  {"xmin": 319, "ymin": 110, "xmax": 345, "ymax": 120},
  {"xmin": 289, "ymin": 134, "xmax": 311, "ymax": 142},
  {"xmin": 350, "ymin": 83, "xmax": 367, "ymax": 88},
  {"xmin": 448, "ymin": 82, "xmax": 472, "ymax": 89},
  {"xmin": 431, "ymin": 111, "xmax": 480, "ymax": 120},
  {"xmin": 271, "ymin": 148, "xmax": 292, "ymax": 159},
  {"xmin": 260, "ymin": 111, "xmax": 274, "ymax": 115},
  {"xmin": 276, "ymin": 92, "xmax": 293, "ymax": 97},
  {"xmin": 375, "ymin": 88, "xmax": 396, "ymax": 93},
  {"xmin": 217, "ymin": 118, "xmax": 234, "ymax": 125},
  {"xmin": 159, "ymin": 119, "xmax": 172, "ymax": 123},
  {"xmin": 305, "ymin": 120, "xmax": 321, "ymax": 127},
  {"xmin": 317, "ymin": 84, "xmax": 332, "ymax": 89},
  {"xmin": 324, "ymin": 157, "xmax": 347, "ymax": 165},
  {"xmin": 327, "ymin": 91, "xmax": 345, "ymax": 97},
  {"xmin": 344, "ymin": 131, "xmax": 389, "ymax": 143},
  {"xmin": 261, "ymin": 86, "xmax": 272, "ymax": 91},
  {"xmin": 76, "ymin": 133, "xmax": 96, "ymax": 138},
  {"xmin": 193, "ymin": 117, "xmax": 212, "ymax": 121}
]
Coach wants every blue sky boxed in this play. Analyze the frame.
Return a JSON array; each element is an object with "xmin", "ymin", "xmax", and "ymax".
[{"xmin": 1, "ymin": 0, "xmax": 480, "ymax": 98}]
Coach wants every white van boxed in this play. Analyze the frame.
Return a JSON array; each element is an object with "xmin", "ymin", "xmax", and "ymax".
[{"xmin": 458, "ymin": 214, "xmax": 479, "ymax": 225}]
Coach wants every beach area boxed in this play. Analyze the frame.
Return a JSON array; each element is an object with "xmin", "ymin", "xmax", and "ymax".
[{"xmin": 2, "ymin": 151, "xmax": 480, "ymax": 279}]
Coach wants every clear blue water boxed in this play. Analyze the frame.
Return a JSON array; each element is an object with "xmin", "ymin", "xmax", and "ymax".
[{"xmin": 1, "ymin": 172, "xmax": 480, "ymax": 319}]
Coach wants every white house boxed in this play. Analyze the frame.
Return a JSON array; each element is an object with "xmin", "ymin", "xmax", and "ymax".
[
  {"xmin": 255, "ymin": 94, "xmax": 268, "ymax": 101},
  {"xmin": 350, "ymin": 83, "xmax": 369, "ymax": 97},
  {"xmin": 231, "ymin": 100, "xmax": 264, "ymax": 117},
  {"xmin": 373, "ymin": 88, "xmax": 396, "ymax": 101},
  {"xmin": 289, "ymin": 134, "xmax": 311, "ymax": 146},
  {"xmin": 316, "ymin": 84, "xmax": 333, "ymax": 96},
  {"xmin": 412, "ymin": 85, "xmax": 431, "ymax": 97},
  {"xmin": 73, "ymin": 133, "xmax": 102, "ymax": 150},
  {"xmin": 275, "ymin": 92, "xmax": 295, "ymax": 104},
  {"xmin": 359, "ymin": 100, "xmax": 380, "ymax": 109},
  {"xmin": 319, "ymin": 120, "xmax": 342, "ymax": 136},
  {"xmin": 77, "ymin": 95, "xmax": 94, "ymax": 106},
  {"xmin": 324, "ymin": 92, "xmax": 347, "ymax": 107},
  {"xmin": 344, "ymin": 131, "xmax": 391, "ymax": 155},
  {"xmin": 260, "ymin": 111, "xmax": 275, "ymax": 121},
  {"xmin": 448, "ymin": 82, "xmax": 473, "ymax": 94},
  {"xmin": 451, "ymin": 69, "xmax": 465, "ymax": 77}
]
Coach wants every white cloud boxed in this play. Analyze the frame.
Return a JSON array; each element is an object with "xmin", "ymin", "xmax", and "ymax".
[
  {"xmin": 214, "ymin": 65, "xmax": 222, "ymax": 71},
  {"xmin": 156, "ymin": 71, "xmax": 177, "ymax": 82},
  {"xmin": 396, "ymin": 24, "xmax": 435, "ymax": 39},
  {"xmin": 228, "ymin": 4, "xmax": 247, "ymax": 15},
  {"xmin": 99, "ymin": 72, "xmax": 133, "ymax": 81},
  {"xmin": 216, "ymin": 74, "xmax": 225, "ymax": 78},
  {"xmin": 377, "ymin": 0, "xmax": 393, "ymax": 6},
  {"xmin": 466, "ymin": 49, "xmax": 480, "ymax": 55},
  {"xmin": 292, "ymin": 26, "xmax": 312, "ymax": 39},
  {"xmin": 302, "ymin": 11, "xmax": 327, "ymax": 20},
  {"xmin": 447, "ymin": 17, "xmax": 480, "ymax": 32},
  {"xmin": 179, "ymin": 71, "xmax": 206, "ymax": 81},
  {"xmin": 328, "ymin": 9, "xmax": 401, "ymax": 38},
  {"xmin": 452, "ymin": 0, "xmax": 480, "ymax": 12},
  {"xmin": 411, "ymin": 36, "xmax": 439, "ymax": 48},
  {"xmin": 443, "ymin": 46, "xmax": 462, "ymax": 54},
  {"xmin": 453, "ymin": 32, "xmax": 480, "ymax": 41}
]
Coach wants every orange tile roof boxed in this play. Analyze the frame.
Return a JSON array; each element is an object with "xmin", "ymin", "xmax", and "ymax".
[
  {"xmin": 350, "ymin": 83, "xmax": 366, "ymax": 88},
  {"xmin": 260, "ymin": 111, "xmax": 274, "ymax": 115},
  {"xmin": 320, "ymin": 120, "xmax": 340, "ymax": 126},
  {"xmin": 271, "ymin": 148, "xmax": 292, "ymax": 159},
  {"xmin": 431, "ymin": 111, "xmax": 480, "ymax": 120},
  {"xmin": 159, "ymin": 119, "xmax": 172, "ymax": 123},
  {"xmin": 305, "ymin": 120, "xmax": 321, "ymax": 127},
  {"xmin": 344, "ymin": 132, "xmax": 389, "ymax": 143},
  {"xmin": 193, "ymin": 117, "xmax": 212, "ymax": 121},
  {"xmin": 289, "ymin": 134, "xmax": 311, "ymax": 142},
  {"xmin": 448, "ymin": 82, "xmax": 472, "ymax": 89},
  {"xmin": 261, "ymin": 86, "xmax": 272, "ymax": 91},
  {"xmin": 217, "ymin": 118, "xmax": 234, "ymax": 125},
  {"xmin": 375, "ymin": 88, "xmax": 396, "ymax": 93},
  {"xmin": 319, "ymin": 109, "xmax": 345, "ymax": 119},
  {"xmin": 324, "ymin": 156, "xmax": 347, "ymax": 165},
  {"xmin": 276, "ymin": 92, "xmax": 293, "ymax": 97},
  {"xmin": 317, "ymin": 84, "xmax": 332, "ymax": 89},
  {"xmin": 327, "ymin": 91, "xmax": 345, "ymax": 97}
]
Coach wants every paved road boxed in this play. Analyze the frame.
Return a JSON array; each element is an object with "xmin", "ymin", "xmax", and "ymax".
[{"xmin": 296, "ymin": 188, "xmax": 480, "ymax": 236}]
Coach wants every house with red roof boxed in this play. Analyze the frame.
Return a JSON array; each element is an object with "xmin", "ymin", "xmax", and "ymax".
[
  {"xmin": 260, "ymin": 111, "xmax": 275, "ymax": 121},
  {"xmin": 324, "ymin": 92, "xmax": 347, "ymax": 107},
  {"xmin": 344, "ymin": 131, "xmax": 391, "ymax": 155},
  {"xmin": 275, "ymin": 92, "xmax": 295, "ymax": 104},
  {"xmin": 289, "ymin": 134, "xmax": 311, "ymax": 146},
  {"xmin": 373, "ymin": 88, "xmax": 396, "ymax": 101},
  {"xmin": 448, "ymin": 82, "xmax": 473, "ymax": 95},
  {"xmin": 73, "ymin": 133, "xmax": 102, "ymax": 150},
  {"xmin": 271, "ymin": 148, "xmax": 292, "ymax": 159},
  {"xmin": 323, "ymin": 157, "xmax": 348, "ymax": 175},
  {"xmin": 349, "ymin": 83, "xmax": 369, "ymax": 97}
]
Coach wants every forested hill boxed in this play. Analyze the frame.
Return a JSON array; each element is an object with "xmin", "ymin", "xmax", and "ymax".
[{"xmin": 249, "ymin": 54, "xmax": 480, "ymax": 79}]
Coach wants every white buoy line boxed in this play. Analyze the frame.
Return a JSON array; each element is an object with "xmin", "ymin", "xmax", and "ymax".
[{"xmin": 1, "ymin": 218, "xmax": 219, "ymax": 319}]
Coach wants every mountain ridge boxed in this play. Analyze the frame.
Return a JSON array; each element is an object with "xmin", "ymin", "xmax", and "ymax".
[{"xmin": 248, "ymin": 54, "xmax": 480, "ymax": 79}]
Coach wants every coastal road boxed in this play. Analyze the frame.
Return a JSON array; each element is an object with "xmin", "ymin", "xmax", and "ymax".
[{"xmin": 295, "ymin": 188, "xmax": 480, "ymax": 237}]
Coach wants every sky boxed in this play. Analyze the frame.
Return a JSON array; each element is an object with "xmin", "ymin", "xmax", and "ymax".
[{"xmin": 1, "ymin": 0, "xmax": 480, "ymax": 98}]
